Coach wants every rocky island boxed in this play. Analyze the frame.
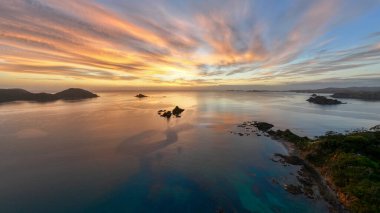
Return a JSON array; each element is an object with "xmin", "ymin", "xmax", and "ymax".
[
  {"xmin": 135, "ymin": 94, "xmax": 148, "ymax": 98},
  {"xmin": 292, "ymin": 87, "xmax": 380, "ymax": 101},
  {"xmin": 253, "ymin": 121, "xmax": 274, "ymax": 131},
  {"xmin": 158, "ymin": 106, "xmax": 185, "ymax": 119},
  {"xmin": 0, "ymin": 88, "xmax": 98, "ymax": 103},
  {"xmin": 307, "ymin": 94, "xmax": 343, "ymax": 105}
]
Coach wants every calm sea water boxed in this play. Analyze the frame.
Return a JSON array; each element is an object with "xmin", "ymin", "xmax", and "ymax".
[{"xmin": 0, "ymin": 91, "xmax": 379, "ymax": 213}]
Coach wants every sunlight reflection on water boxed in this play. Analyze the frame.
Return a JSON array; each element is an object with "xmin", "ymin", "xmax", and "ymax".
[{"xmin": 0, "ymin": 91, "xmax": 379, "ymax": 212}]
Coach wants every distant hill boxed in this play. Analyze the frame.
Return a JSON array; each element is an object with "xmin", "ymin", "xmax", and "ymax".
[
  {"xmin": 331, "ymin": 92, "xmax": 380, "ymax": 101},
  {"xmin": 0, "ymin": 88, "xmax": 98, "ymax": 103},
  {"xmin": 289, "ymin": 87, "xmax": 380, "ymax": 93},
  {"xmin": 290, "ymin": 87, "xmax": 380, "ymax": 101}
]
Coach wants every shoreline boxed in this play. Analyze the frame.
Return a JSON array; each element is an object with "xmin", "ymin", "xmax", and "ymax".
[
  {"xmin": 273, "ymin": 137, "xmax": 347, "ymax": 212},
  {"xmin": 232, "ymin": 121, "xmax": 380, "ymax": 212}
]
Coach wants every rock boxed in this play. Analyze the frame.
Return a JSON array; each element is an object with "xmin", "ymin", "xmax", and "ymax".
[
  {"xmin": 172, "ymin": 106, "xmax": 184, "ymax": 117},
  {"xmin": 135, "ymin": 94, "xmax": 147, "ymax": 98},
  {"xmin": 253, "ymin": 121, "xmax": 274, "ymax": 132},
  {"xmin": 161, "ymin": 111, "xmax": 172, "ymax": 118},
  {"xmin": 268, "ymin": 129, "xmax": 309, "ymax": 145},
  {"xmin": 284, "ymin": 184, "xmax": 303, "ymax": 195},
  {"xmin": 307, "ymin": 95, "xmax": 343, "ymax": 105},
  {"xmin": 370, "ymin": 125, "xmax": 380, "ymax": 132},
  {"xmin": 273, "ymin": 153, "xmax": 304, "ymax": 165},
  {"xmin": 158, "ymin": 106, "xmax": 185, "ymax": 119}
]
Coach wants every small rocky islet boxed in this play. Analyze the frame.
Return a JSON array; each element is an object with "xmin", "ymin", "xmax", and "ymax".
[
  {"xmin": 331, "ymin": 91, "xmax": 380, "ymax": 101},
  {"xmin": 158, "ymin": 106, "xmax": 185, "ymax": 119},
  {"xmin": 307, "ymin": 94, "xmax": 344, "ymax": 105},
  {"xmin": 135, "ymin": 93, "xmax": 148, "ymax": 98},
  {"xmin": 230, "ymin": 121, "xmax": 274, "ymax": 136}
]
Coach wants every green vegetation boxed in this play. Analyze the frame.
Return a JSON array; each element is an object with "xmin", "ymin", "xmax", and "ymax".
[
  {"xmin": 268, "ymin": 129, "xmax": 310, "ymax": 149},
  {"xmin": 300, "ymin": 131, "xmax": 380, "ymax": 212},
  {"xmin": 243, "ymin": 121, "xmax": 380, "ymax": 212}
]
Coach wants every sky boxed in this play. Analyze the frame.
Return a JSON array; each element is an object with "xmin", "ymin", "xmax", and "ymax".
[{"xmin": 0, "ymin": 0, "xmax": 380, "ymax": 91}]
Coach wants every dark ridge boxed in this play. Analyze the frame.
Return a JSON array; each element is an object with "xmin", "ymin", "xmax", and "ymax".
[
  {"xmin": 306, "ymin": 95, "xmax": 343, "ymax": 105},
  {"xmin": 172, "ymin": 106, "xmax": 184, "ymax": 117},
  {"xmin": 331, "ymin": 91, "xmax": 380, "ymax": 101},
  {"xmin": 0, "ymin": 88, "xmax": 98, "ymax": 103},
  {"xmin": 290, "ymin": 86, "xmax": 380, "ymax": 94},
  {"xmin": 253, "ymin": 121, "xmax": 274, "ymax": 131},
  {"xmin": 55, "ymin": 88, "xmax": 98, "ymax": 100}
]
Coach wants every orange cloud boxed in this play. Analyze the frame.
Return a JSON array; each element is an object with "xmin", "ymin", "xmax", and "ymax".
[{"xmin": 0, "ymin": 0, "xmax": 379, "ymax": 89}]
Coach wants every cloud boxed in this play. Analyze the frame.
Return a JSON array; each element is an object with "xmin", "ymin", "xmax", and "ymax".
[{"xmin": 0, "ymin": 0, "xmax": 379, "ymax": 88}]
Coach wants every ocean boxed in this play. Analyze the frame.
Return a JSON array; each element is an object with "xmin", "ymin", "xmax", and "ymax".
[{"xmin": 0, "ymin": 91, "xmax": 379, "ymax": 213}]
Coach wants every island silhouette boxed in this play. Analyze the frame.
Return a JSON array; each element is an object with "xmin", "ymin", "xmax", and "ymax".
[{"xmin": 0, "ymin": 88, "xmax": 98, "ymax": 103}]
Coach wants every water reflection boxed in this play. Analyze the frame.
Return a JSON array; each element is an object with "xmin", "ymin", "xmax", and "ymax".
[
  {"xmin": 118, "ymin": 123, "xmax": 194, "ymax": 157},
  {"xmin": 0, "ymin": 91, "xmax": 378, "ymax": 213}
]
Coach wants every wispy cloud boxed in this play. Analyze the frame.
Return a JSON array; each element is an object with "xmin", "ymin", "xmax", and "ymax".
[{"xmin": 0, "ymin": 0, "xmax": 379, "ymax": 88}]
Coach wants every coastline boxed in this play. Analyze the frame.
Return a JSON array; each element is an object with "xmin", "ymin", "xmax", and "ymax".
[
  {"xmin": 232, "ymin": 121, "xmax": 347, "ymax": 211},
  {"xmin": 268, "ymin": 126, "xmax": 380, "ymax": 213},
  {"xmin": 233, "ymin": 121, "xmax": 379, "ymax": 212},
  {"xmin": 273, "ymin": 136, "xmax": 347, "ymax": 212}
]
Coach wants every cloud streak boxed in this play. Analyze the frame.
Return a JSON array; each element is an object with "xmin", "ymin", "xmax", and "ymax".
[{"xmin": 0, "ymin": 0, "xmax": 379, "ymax": 88}]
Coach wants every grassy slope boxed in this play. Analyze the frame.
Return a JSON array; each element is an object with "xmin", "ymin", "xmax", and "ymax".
[{"xmin": 273, "ymin": 130, "xmax": 380, "ymax": 212}]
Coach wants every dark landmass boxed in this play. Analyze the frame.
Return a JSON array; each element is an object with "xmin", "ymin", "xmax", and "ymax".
[
  {"xmin": 172, "ymin": 106, "xmax": 185, "ymax": 117},
  {"xmin": 158, "ymin": 110, "xmax": 172, "ymax": 118},
  {"xmin": 252, "ymin": 122, "xmax": 380, "ymax": 213},
  {"xmin": 290, "ymin": 87, "xmax": 380, "ymax": 94},
  {"xmin": 246, "ymin": 90, "xmax": 279, "ymax": 92},
  {"xmin": 331, "ymin": 91, "xmax": 380, "ymax": 101},
  {"xmin": 253, "ymin": 121, "xmax": 274, "ymax": 131},
  {"xmin": 158, "ymin": 106, "xmax": 185, "ymax": 119},
  {"xmin": 0, "ymin": 88, "xmax": 98, "ymax": 103},
  {"xmin": 307, "ymin": 95, "xmax": 344, "ymax": 105},
  {"xmin": 231, "ymin": 121, "xmax": 274, "ymax": 137},
  {"xmin": 273, "ymin": 154, "xmax": 337, "ymax": 206},
  {"xmin": 228, "ymin": 87, "xmax": 380, "ymax": 94},
  {"xmin": 268, "ymin": 129, "xmax": 310, "ymax": 148},
  {"xmin": 370, "ymin": 125, "xmax": 380, "ymax": 131},
  {"xmin": 291, "ymin": 87, "xmax": 380, "ymax": 101},
  {"xmin": 135, "ymin": 93, "xmax": 148, "ymax": 98},
  {"xmin": 305, "ymin": 130, "xmax": 380, "ymax": 213},
  {"xmin": 226, "ymin": 87, "xmax": 380, "ymax": 101}
]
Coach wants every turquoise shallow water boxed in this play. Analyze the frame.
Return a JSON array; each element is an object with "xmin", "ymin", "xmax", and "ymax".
[{"xmin": 0, "ymin": 91, "xmax": 379, "ymax": 212}]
